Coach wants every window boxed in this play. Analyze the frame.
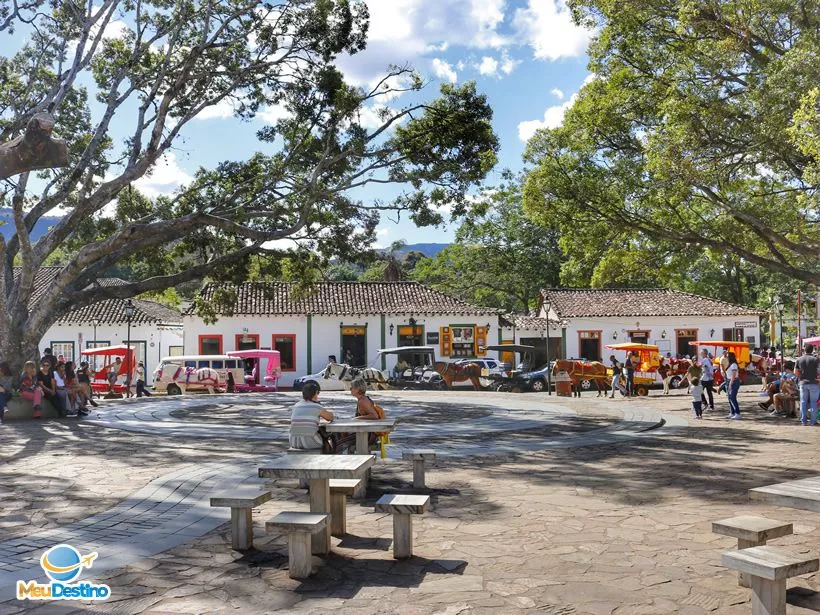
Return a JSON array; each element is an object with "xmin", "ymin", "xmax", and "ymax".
[
  {"xmin": 273, "ymin": 334, "xmax": 296, "ymax": 371},
  {"xmin": 235, "ymin": 333, "xmax": 259, "ymax": 351},
  {"xmin": 184, "ymin": 360, "xmax": 196, "ymax": 368},
  {"xmin": 450, "ymin": 325, "xmax": 476, "ymax": 358},
  {"xmin": 211, "ymin": 360, "xmax": 224, "ymax": 369},
  {"xmin": 51, "ymin": 341, "xmax": 75, "ymax": 363},
  {"xmin": 226, "ymin": 359, "xmax": 237, "ymax": 369},
  {"xmin": 198, "ymin": 335, "xmax": 222, "ymax": 355},
  {"xmin": 198, "ymin": 360, "xmax": 210, "ymax": 368},
  {"xmin": 168, "ymin": 346, "xmax": 184, "ymax": 356},
  {"xmin": 723, "ymin": 328, "xmax": 743, "ymax": 342},
  {"xmin": 628, "ymin": 330, "xmax": 650, "ymax": 345}
]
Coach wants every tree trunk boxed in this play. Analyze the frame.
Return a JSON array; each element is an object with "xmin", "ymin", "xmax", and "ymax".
[{"xmin": 0, "ymin": 113, "xmax": 69, "ymax": 180}]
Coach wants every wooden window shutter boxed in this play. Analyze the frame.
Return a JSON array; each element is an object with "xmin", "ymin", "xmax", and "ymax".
[
  {"xmin": 440, "ymin": 326, "xmax": 451, "ymax": 357},
  {"xmin": 475, "ymin": 326, "xmax": 487, "ymax": 357}
]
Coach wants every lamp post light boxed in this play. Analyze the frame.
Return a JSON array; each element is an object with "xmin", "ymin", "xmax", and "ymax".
[
  {"xmin": 90, "ymin": 318, "xmax": 99, "ymax": 370},
  {"xmin": 544, "ymin": 299, "xmax": 552, "ymax": 395},
  {"xmin": 124, "ymin": 299, "xmax": 135, "ymax": 396}
]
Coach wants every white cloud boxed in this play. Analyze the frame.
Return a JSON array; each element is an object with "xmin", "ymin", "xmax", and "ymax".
[
  {"xmin": 336, "ymin": 0, "xmax": 507, "ymax": 89},
  {"xmin": 431, "ymin": 58, "xmax": 457, "ymax": 83},
  {"xmin": 477, "ymin": 56, "xmax": 499, "ymax": 76},
  {"xmin": 357, "ymin": 105, "xmax": 394, "ymax": 130},
  {"xmin": 513, "ymin": 0, "xmax": 592, "ymax": 61},
  {"xmin": 67, "ymin": 8, "xmax": 129, "ymax": 58},
  {"xmin": 551, "ymin": 88, "xmax": 564, "ymax": 100},
  {"xmin": 195, "ymin": 99, "xmax": 237, "ymax": 121},
  {"xmin": 258, "ymin": 103, "xmax": 292, "ymax": 125},
  {"xmin": 376, "ymin": 227, "xmax": 390, "ymax": 237},
  {"xmin": 500, "ymin": 52, "xmax": 519, "ymax": 75},
  {"xmin": 517, "ymin": 95, "xmax": 577, "ymax": 141},
  {"xmin": 132, "ymin": 152, "xmax": 193, "ymax": 199}
]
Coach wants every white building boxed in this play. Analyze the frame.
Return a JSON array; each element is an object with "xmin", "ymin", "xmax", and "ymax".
[
  {"xmin": 499, "ymin": 288, "xmax": 765, "ymax": 362},
  {"xmin": 43, "ymin": 299, "xmax": 183, "ymax": 377},
  {"xmin": 184, "ymin": 281, "xmax": 501, "ymax": 387}
]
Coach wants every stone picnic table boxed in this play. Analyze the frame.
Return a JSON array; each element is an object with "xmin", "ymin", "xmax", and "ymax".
[
  {"xmin": 323, "ymin": 418, "xmax": 397, "ymax": 454},
  {"xmin": 749, "ymin": 475, "xmax": 820, "ymax": 512},
  {"xmin": 259, "ymin": 454, "xmax": 374, "ymax": 556}
]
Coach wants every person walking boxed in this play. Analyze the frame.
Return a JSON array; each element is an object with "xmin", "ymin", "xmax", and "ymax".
[
  {"xmin": 699, "ymin": 349, "xmax": 715, "ymax": 411},
  {"xmin": 624, "ymin": 352, "xmax": 636, "ymax": 397},
  {"xmin": 795, "ymin": 344, "xmax": 819, "ymax": 426},
  {"xmin": 691, "ymin": 377, "xmax": 704, "ymax": 419},
  {"xmin": 135, "ymin": 361, "xmax": 152, "ymax": 397},
  {"xmin": 609, "ymin": 354, "xmax": 622, "ymax": 398},
  {"xmin": 726, "ymin": 351, "xmax": 741, "ymax": 419}
]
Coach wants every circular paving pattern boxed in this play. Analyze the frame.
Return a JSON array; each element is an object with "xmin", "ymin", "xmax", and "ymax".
[{"xmin": 84, "ymin": 391, "xmax": 683, "ymax": 458}]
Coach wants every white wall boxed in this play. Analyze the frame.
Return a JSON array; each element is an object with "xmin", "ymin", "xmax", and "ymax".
[
  {"xmin": 556, "ymin": 316, "xmax": 761, "ymax": 360},
  {"xmin": 41, "ymin": 322, "xmax": 184, "ymax": 378},
  {"xmin": 184, "ymin": 313, "xmax": 499, "ymax": 387}
]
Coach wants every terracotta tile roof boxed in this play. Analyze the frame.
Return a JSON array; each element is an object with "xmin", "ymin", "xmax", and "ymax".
[
  {"xmin": 191, "ymin": 281, "xmax": 501, "ymax": 317},
  {"xmin": 58, "ymin": 298, "xmax": 182, "ymax": 326},
  {"xmin": 500, "ymin": 314, "xmax": 562, "ymax": 329},
  {"xmin": 541, "ymin": 288, "xmax": 766, "ymax": 319},
  {"xmin": 15, "ymin": 267, "xmax": 180, "ymax": 325}
]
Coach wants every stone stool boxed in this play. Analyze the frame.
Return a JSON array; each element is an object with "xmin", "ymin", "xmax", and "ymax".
[
  {"xmin": 329, "ymin": 479, "xmax": 360, "ymax": 537},
  {"xmin": 375, "ymin": 494, "xmax": 430, "ymax": 559},
  {"xmin": 712, "ymin": 515, "xmax": 793, "ymax": 587},
  {"xmin": 210, "ymin": 489, "xmax": 272, "ymax": 550},
  {"xmin": 402, "ymin": 449, "xmax": 436, "ymax": 489},
  {"xmin": 722, "ymin": 545, "xmax": 817, "ymax": 614},
  {"xmin": 266, "ymin": 512, "xmax": 328, "ymax": 579}
]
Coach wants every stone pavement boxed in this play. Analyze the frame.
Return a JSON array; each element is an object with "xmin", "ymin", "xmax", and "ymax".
[{"xmin": 3, "ymin": 386, "xmax": 820, "ymax": 613}]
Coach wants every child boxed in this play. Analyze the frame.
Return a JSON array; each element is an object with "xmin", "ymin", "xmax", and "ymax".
[
  {"xmin": 289, "ymin": 381, "xmax": 334, "ymax": 450},
  {"xmin": 691, "ymin": 377, "xmax": 703, "ymax": 419}
]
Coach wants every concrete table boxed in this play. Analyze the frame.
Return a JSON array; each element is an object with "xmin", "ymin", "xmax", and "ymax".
[
  {"xmin": 324, "ymin": 419, "xmax": 396, "ymax": 497},
  {"xmin": 749, "ymin": 475, "xmax": 820, "ymax": 512},
  {"xmin": 324, "ymin": 419, "xmax": 397, "ymax": 455},
  {"xmin": 259, "ymin": 454, "xmax": 374, "ymax": 555}
]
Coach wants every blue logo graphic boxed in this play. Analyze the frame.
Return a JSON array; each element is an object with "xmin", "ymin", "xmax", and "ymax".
[{"xmin": 40, "ymin": 545, "xmax": 93, "ymax": 583}]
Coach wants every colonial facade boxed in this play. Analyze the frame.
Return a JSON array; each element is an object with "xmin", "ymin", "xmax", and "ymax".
[
  {"xmin": 530, "ymin": 288, "xmax": 766, "ymax": 361},
  {"xmin": 183, "ymin": 281, "xmax": 501, "ymax": 387}
]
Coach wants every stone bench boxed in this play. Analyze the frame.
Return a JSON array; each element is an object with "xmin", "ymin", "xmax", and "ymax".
[
  {"xmin": 712, "ymin": 515, "xmax": 793, "ymax": 587},
  {"xmin": 375, "ymin": 494, "xmax": 430, "ymax": 559},
  {"xmin": 722, "ymin": 546, "xmax": 818, "ymax": 615},
  {"xmin": 402, "ymin": 449, "xmax": 436, "ymax": 489},
  {"xmin": 210, "ymin": 489, "xmax": 272, "ymax": 550},
  {"xmin": 266, "ymin": 512, "xmax": 328, "ymax": 579},
  {"xmin": 329, "ymin": 479, "xmax": 360, "ymax": 537},
  {"xmin": 4, "ymin": 396, "xmax": 60, "ymax": 420}
]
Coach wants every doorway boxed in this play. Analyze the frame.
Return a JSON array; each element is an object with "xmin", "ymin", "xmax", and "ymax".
[
  {"xmin": 676, "ymin": 329, "xmax": 697, "ymax": 357},
  {"xmin": 578, "ymin": 331, "xmax": 602, "ymax": 361},
  {"xmin": 341, "ymin": 326, "xmax": 367, "ymax": 366}
]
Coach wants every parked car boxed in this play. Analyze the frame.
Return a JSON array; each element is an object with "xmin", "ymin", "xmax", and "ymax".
[
  {"xmin": 518, "ymin": 363, "xmax": 553, "ymax": 393},
  {"xmin": 292, "ymin": 365, "xmax": 346, "ymax": 392}
]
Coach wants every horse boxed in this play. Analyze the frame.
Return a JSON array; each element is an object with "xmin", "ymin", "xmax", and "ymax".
[
  {"xmin": 552, "ymin": 359, "xmax": 609, "ymax": 397},
  {"xmin": 170, "ymin": 366, "xmax": 221, "ymax": 394},
  {"xmin": 323, "ymin": 363, "xmax": 390, "ymax": 391},
  {"xmin": 434, "ymin": 361, "xmax": 483, "ymax": 391}
]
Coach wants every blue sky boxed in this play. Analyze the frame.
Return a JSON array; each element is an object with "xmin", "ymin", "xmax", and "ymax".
[{"xmin": 8, "ymin": 1, "xmax": 594, "ymax": 247}]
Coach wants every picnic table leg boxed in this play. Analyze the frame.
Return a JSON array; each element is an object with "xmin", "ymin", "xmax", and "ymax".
[
  {"xmin": 354, "ymin": 432, "xmax": 370, "ymax": 499},
  {"xmin": 308, "ymin": 478, "xmax": 331, "ymax": 555}
]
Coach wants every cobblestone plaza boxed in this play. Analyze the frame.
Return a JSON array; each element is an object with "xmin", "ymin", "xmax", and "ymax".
[{"xmin": 3, "ymin": 388, "xmax": 820, "ymax": 614}]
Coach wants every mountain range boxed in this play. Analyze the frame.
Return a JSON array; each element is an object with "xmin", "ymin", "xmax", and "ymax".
[{"xmin": 0, "ymin": 209, "xmax": 62, "ymax": 242}]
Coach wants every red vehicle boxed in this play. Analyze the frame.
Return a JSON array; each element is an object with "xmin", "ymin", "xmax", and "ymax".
[
  {"xmin": 226, "ymin": 349, "xmax": 281, "ymax": 392},
  {"xmin": 80, "ymin": 344, "xmax": 136, "ymax": 396}
]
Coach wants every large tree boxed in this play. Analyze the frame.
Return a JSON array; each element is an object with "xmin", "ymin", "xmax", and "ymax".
[
  {"xmin": 522, "ymin": 0, "xmax": 819, "ymax": 285},
  {"xmin": 0, "ymin": 1, "xmax": 498, "ymax": 370},
  {"xmin": 413, "ymin": 171, "xmax": 562, "ymax": 313}
]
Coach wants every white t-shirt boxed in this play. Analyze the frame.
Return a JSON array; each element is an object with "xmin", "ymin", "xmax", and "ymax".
[
  {"xmin": 691, "ymin": 383, "xmax": 703, "ymax": 402},
  {"xmin": 726, "ymin": 362, "xmax": 739, "ymax": 381},
  {"xmin": 699, "ymin": 357, "xmax": 714, "ymax": 380},
  {"xmin": 54, "ymin": 372, "xmax": 66, "ymax": 389}
]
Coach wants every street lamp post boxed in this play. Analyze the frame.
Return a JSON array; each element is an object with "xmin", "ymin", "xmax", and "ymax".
[
  {"xmin": 544, "ymin": 300, "xmax": 552, "ymax": 395},
  {"xmin": 772, "ymin": 295, "xmax": 784, "ymax": 367},
  {"xmin": 124, "ymin": 299, "xmax": 135, "ymax": 396},
  {"xmin": 90, "ymin": 318, "xmax": 99, "ymax": 370}
]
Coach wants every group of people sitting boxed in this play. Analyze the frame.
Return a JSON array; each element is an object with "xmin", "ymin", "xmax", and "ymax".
[
  {"xmin": 290, "ymin": 378, "xmax": 384, "ymax": 454},
  {"xmin": 757, "ymin": 344, "xmax": 820, "ymax": 425},
  {"xmin": 1, "ymin": 348, "xmax": 100, "ymax": 421}
]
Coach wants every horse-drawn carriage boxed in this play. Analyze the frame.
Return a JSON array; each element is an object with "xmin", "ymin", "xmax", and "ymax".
[
  {"xmin": 480, "ymin": 344, "xmax": 540, "ymax": 392},
  {"xmin": 605, "ymin": 342, "xmax": 662, "ymax": 396}
]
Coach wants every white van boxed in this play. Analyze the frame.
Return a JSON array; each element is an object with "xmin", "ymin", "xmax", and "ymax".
[{"xmin": 153, "ymin": 355, "xmax": 246, "ymax": 395}]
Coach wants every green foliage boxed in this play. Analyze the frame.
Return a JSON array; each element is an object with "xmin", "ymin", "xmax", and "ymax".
[
  {"xmin": 412, "ymin": 172, "xmax": 562, "ymax": 312},
  {"xmin": 524, "ymin": 0, "xmax": 820, "ymax": 285},
  {"xmin": 0, "ymin": 0, "xmax": 499, "ymax": 363}
]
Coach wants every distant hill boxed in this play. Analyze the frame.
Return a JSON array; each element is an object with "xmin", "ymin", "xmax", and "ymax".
[
  {"xmin": 394, "ymin": 243, "xmax": 449, "ymax": 258},
  {"xmin": 0, "ymin": 209, "xmax": 62, "ymax": 242}
]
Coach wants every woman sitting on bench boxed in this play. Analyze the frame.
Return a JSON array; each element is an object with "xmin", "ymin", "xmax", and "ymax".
[
  {"xmin": 289, "ymin": 381, "xmax": 334, "ymax": 451},
  {"xmin": 334, "ymin": 379, "xmax": 384, "ymax": 454}
]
